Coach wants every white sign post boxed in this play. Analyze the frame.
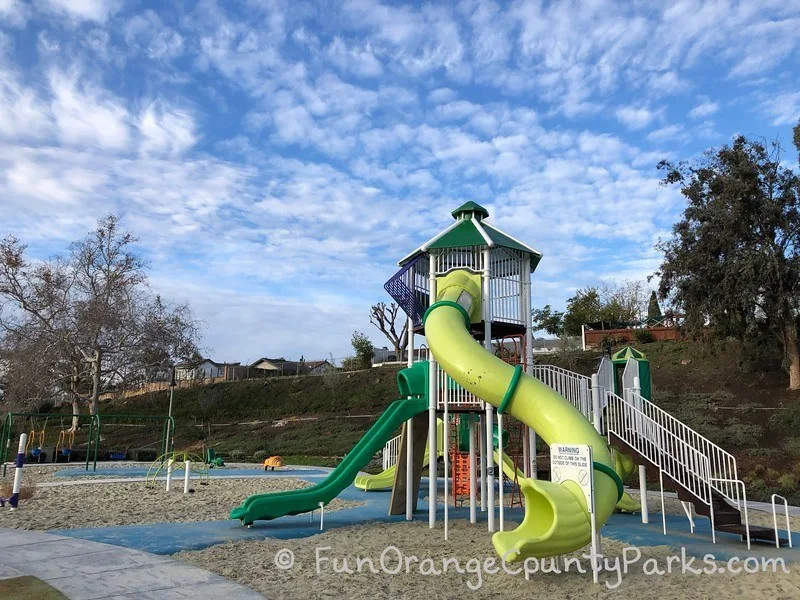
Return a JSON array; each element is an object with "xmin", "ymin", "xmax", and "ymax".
[{"xmin": 551, "ymin": 444, "xmax": 599, "ymax": 584}]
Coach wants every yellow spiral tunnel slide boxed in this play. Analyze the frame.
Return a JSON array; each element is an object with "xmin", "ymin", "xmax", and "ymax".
[{"xmin": 424, "ymin": 270, "xmax": 622, "ymax": 560}]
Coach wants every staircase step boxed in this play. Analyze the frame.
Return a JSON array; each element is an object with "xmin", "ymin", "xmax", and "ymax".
[{"xmin": 716, "ymin": 524, "xmax": 790, "ymax": 546}]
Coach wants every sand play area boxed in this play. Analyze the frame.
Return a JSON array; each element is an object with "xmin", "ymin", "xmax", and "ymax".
[
  {"xmin": 175, "ymin": 518, "xmax": 800, "ymax": 599},
  {"xmin": 0, "ymin": 474, "xmax": 360, "ymax": 530}
]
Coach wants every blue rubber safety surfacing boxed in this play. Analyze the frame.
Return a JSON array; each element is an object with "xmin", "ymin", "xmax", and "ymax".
[
  {"xmin": 56, "ymin": 470, "xmax": 800, "ymax": 564},
  {"xmin": 53, "ymin": 467, "xmax": 330, "ymax": 478}
]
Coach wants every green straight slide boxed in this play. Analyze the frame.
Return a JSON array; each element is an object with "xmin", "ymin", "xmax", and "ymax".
[{"xmin": 230, "ymin": 398, "xmax": 427, "ymax": 525}]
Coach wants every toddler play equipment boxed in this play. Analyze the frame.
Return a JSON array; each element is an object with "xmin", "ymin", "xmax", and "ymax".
[
  {"xmin": 206, "ymin": 447, "xmax": 225, "ymax": 468},
  {"xmin": 263, "ymin": 456, "xmax": 283, "ymax": 471},
  {"xmin": 145, "ymin": 450, "xmax": 209, "ymax": 490},
  {"xmin": 25, "ymin": 417, "xmax": 47, "ymax": 461},
  {"xmin": 55, "ymin": 422, "xmax": 75, "ymax": 462},
  {"xmin": 230, "ymin": 202, "xmax": 782, "ymax": 557}
]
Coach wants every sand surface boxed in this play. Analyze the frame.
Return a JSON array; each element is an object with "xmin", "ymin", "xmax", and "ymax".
[
  {"xmin": 174, "ymin": 519, "xmax": 800, "ymax": 600},
  {"xmin": 0, "ymin": 477, "xmax": 362, "ymax": 530}
]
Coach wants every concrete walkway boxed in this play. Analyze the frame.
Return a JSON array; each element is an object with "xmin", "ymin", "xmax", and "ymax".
[{"xmin": 0, "ymin": 529, "xmax": 264, "ymax": 599}]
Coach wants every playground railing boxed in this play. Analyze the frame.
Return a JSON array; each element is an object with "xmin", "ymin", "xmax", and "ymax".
[
  {"xmin": 622, "ymin": 389, "xmax": 741, "ymax": 509},
  {"xmin": 605, "ymin": 391, "xmax": 715, "ymax": 510},
  {"xmin": 531, "ymin": 364, "xmax": 592, "ymax": 422},
  {"xmin": 771, "ymin": 494, "xmax": 793, "ymax": 549},
  {"xmin": 383, "ymin": 433, "xmax": 402, "ymax": 470}
]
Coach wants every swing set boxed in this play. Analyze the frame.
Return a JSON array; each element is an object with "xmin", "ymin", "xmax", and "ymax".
[{"xmin": 1, "ymin": 412, "xmax": 175, "ymax": 476}]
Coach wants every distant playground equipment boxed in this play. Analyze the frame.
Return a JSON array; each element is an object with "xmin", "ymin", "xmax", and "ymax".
[
  {"xmin": 1, "ymin": 412, "xmax": 174, "ymax": 475},
  {"xmin": 55, "ymin": 421, "xmax": 75, "ymax": 462},
  {"xmin": 145, "ymin": 450, "xmax": 209, "ymax": 492},
  {"xmin": 206, "ymin": 447, "xmax": 225, "ymax": 468},
  {"xmin": 263, "ymin": 456, "xmax": 284, "ymax": 471},
  {"xmin": 24, "ymin": 417, "xmax": 48, "ymax": 461},
  {"xmin": 229, "ymin": 202, "xmax": 788, "ymax": 567}
]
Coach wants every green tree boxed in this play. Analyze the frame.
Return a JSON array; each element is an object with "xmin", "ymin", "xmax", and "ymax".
[
  {"xmin": 657, "ymin": 130, "xmax": 800, "ymax": 389},
  {"xmin": 350, "ymin": 331, "xmax": 374, "ymax": 369},
  {"xmin": 562, "ymin": 281, "xmax": 648, "ymax": 336},
  {"xmin": 563, "ymin": 288, "xmax": 602, "ymax": 336},
  {"xmin": 647, "ymin": 291, "xmax": 662, "ymax": 321},
  {"xmin": 531, "ymin": 305, "xmax": 565, "ymax": 337}
]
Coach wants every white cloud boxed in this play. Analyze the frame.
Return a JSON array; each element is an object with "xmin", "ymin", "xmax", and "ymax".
[
  {"xmin": 688, "ymin": 99, "xmax": 719, "ymax": 119},
  {"xmin": 0, "ymin": 68, "xmax": 53, "ymax": 141},
  {"xmin": 39, "ymin": 0, "xmax": 122, "ymax": 24},
  {"xmin": 0, "ymin": 0, "xmax": 29, "ymax": 27},
  {"xmin": 647, "ymin": 124, "xmax": 689, "ymax": 143},
  {"xmin": 125, "ymin": 10, "xmax": 184, "ymax": 60},
  {"xmin": 326, "ymin": 37, "xmax": 383, "ymax": 78},
  {"xmin": 428, "ymin": 87, "xmax": 457, "ymax": 104},
  {"xmin": 137, "ymin": 102, "xmax": 197, "ymax": 156},
  {"xmin": 761, "ymin": 92, "xmax": 800, "ymax": 126},
  {"xmin": 48, "ymin": 70, "xmax": 131, "ymax": 150},
  {"xmin": 615, "ymin": 105, "xmax": 662, "ymax": 130}
]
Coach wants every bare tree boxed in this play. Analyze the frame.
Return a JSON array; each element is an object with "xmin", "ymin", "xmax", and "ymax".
[
  {"xmin": 369, "ymin": 302, "xmax": 408, "ymax": 361},
  {"xmin": 0, "ymin": 216, "xmax": 201, "ymax": 427}
]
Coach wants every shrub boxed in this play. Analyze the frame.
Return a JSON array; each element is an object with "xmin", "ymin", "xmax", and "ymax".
[
  {"xmin": 229, "ymin": 449, "xmax": 245, "ymax": 461},
  {"xmin": 782, "ymin": 437, "xmax": 800, "ymax": 457},
  {"xmin": 778, "ymin": 473, "xmax": 797, "ymax": 490},
  {"xmin": 633, "ymin": 330, "xmax": 655, "ymax": 344},
  {"xmin": 770, "ymin": 405, "xmax": 800, "ymax": 433},
  {"xmin": 253, "ymin": 450, "xmax": 268, "ymax": 462}
]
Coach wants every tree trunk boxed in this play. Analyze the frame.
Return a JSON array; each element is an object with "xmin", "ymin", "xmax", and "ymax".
[
  {"xmin": 90, "ymin": 350, "xmax": 101, "ymax": 415},
  {"xmin": 787, "ymin": 325, "xmax": 800, "ymax": 391},
  {"xmin": 69, "ymin": 361, "xmax": 80, "ymax": 432}
]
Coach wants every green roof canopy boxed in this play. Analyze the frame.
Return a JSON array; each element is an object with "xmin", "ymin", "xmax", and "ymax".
[
  {"xmin": 611, "ymin": 346, "xmax": 647, "ymax": 363},
  {"xmin": 399, "ymin": 202, "xmax": 543, "ymax": 271},
  {"xmin": 451, "ymin": 201, "xmax": 489, "ymax": 221}
]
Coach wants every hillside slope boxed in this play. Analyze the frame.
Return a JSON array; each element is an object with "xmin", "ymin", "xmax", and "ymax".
[{"xmin": 38, "ymin": 340, "xmax": 800, "ymax": 501}]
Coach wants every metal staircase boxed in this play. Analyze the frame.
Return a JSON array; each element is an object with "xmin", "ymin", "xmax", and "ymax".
[{"xmin": 533, "ymin": 361, "xmax": 785, "ymax": 547}]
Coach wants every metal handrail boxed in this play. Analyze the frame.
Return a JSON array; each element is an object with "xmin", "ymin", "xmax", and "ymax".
[
  {"xmin": 771, "ymin": 494, "xmax": 793, "ymax": 549},
  {"xmin": 606, "ymin": 392, "xmax": 714, "ymax": 508},
  {"xmin": 383, "ymin": 434, "xmax": 402, "ymax": 470},
  {"xmin": 710, "ymin": 478, "xmax": 750, "ymax": 550},
  {"xmin": 626, "ymin": 390, "xmax": 740, "ymax": 507},
  {"xmin": 531, "ymin": 364, "xmax": 592, "ymax": 420}
]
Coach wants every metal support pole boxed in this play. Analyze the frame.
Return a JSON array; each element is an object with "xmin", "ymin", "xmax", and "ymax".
[
  {"xmin": 528, "ymin": 429, "xmax": 537, "ymax": 479},
  {"xmin": 166, "ymin": 458, "xmax": 175, "ymax": 492},
  {"xmin": 8, "ymin": 433, "xmax": 27, "ymax": 510},
  {"xmin": 406, "ymin": 417, "xmax": 413, "ymax": 521},
  {"xmin": 184, "ymin": 460, "xmax": 191, "ymax": 494},
  {"xmin": 479, "ymin": 414, "xmax": 486, "ymax": 511},
  {"xmin": 485, "ymin": 404, "xmax": 495, "ymax": 532},
  {"xmin": 428, "ymin": 253, "xmax": 437, "ymax": 529},
  {"xmin": 639, "ymin": 465, "xmax": 649, "ymax": 524},
  {"xmin": 469, "ymin": 417, "xmax": 477, "ymax": 524},
  {"xmin": 590, "ymin": 374, "xmax": 602, "ymax": 434},
  {"xmin": 444, "ymin": 401, "xmax": 449, "ymax": 540},
  {"xmin": 497, "ymin": 411, "xmax": 504, "ymax": 531}
]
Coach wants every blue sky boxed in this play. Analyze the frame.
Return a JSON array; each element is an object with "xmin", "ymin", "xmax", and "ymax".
[{"xmin": 1, "ymin": 1, "xmax": 799, "ymax": 362}]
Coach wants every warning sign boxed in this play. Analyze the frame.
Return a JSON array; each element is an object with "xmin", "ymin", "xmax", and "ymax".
[{"xmin": 550, "ymin": 444, "xmax": 594, "ymax": 513}]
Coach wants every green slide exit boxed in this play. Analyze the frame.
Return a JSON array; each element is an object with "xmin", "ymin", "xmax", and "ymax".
[{"xmin": 230, "ymin": 397, "xmax": 427, "ymax": 525}]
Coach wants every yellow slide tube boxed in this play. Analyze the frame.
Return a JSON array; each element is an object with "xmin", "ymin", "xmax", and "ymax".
[{"xmin": 425, "ymin": 271, "xmax": 620, "ymax": 560}]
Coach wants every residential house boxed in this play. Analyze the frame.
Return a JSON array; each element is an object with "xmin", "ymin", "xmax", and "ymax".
[
  {"xmin": 249, "ymin": 357, "xmax": 333, "ymax": 377},
  {"xmin": 174, "ymin": 359, "xmax": 245, "ymax": 381}
]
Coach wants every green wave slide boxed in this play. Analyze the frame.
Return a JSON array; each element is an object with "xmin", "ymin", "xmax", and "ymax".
[
  {"xmin": 425, "ymin": 270, "xmax": 623, "ymax": 560},
  {"xmin": 230, "ymin": 397, "xmax": 427, "ymax": 524},
  {"xmin": 354, "ymin": 418, "xmax": 444, "ymax": 491}
]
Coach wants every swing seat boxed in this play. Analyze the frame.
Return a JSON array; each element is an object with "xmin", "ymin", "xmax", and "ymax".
[
  {"xmin": 30, "ymin": 448, "xmax": 41, "ymax": 457},
  {"xmin": 61, "ymin": 448, "xmax": 72, "ymax": 456},
  {"xmin": 109, "ymin": 451, "xmax": 127, "ymax": 460}
]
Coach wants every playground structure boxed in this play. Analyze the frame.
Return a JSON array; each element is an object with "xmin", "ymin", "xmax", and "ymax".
[
  {"xmin": 1, "ymin": 412, "xmax": 174, "ymax": 475},
  {"xmin": 229, "ymin": 201, "xmax": 786, "ymax": 562},
  {"xmin": 145, "ymin": 450, "xmax": 210, "ymax": 491},
  {"xmin": 263, "ymin": 456, "xmax": 284, "ymax": 470}
]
